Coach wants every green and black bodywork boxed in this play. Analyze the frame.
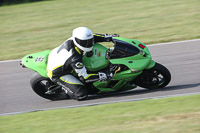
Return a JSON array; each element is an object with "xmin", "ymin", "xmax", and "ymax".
[{"xmin": 21, "ymin": 37, "xmax": 171, "ymax": 100}]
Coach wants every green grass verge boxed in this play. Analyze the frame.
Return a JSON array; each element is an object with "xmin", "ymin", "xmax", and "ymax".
[
  {"xmin": 0, "ymin": 0, "xmax": 200, "ymax": 60},
  {"xmin": 0, "ymin": 94, "xmax": 200, "ymax": 133}
]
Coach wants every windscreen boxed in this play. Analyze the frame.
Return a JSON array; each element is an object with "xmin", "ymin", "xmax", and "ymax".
[{"xmin": 110, "ymin": 39, "xmax": 140, "ymax": 59}]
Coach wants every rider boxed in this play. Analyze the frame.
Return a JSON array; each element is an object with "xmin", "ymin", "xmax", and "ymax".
[{"xmin": 47, "ymin": 27, "xmax": 117, "ymax": 100}]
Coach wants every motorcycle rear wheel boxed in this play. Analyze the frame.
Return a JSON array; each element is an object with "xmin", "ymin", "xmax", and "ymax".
[
  {"xmin": 30, "ymin": 72, "xmax": 69, "ymax": 100},
  {"xmin": 133, "ymin": 62, "xmax": 171, "ymax": 89}
]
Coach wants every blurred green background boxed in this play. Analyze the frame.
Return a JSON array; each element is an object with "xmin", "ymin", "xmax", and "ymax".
[{"xmin": 0, "ymin": 0, "xmax": 199, "ymax": 60}]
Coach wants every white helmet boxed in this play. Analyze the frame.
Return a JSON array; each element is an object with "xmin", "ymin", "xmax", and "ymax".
[{"xmin": 72, "ymin": 27, "xmax": 94, "ymax": 52}]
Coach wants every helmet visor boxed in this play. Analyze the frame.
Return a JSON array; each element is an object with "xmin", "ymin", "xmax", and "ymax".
[{"xmin": 75, "ymin": 37, "xmax": 94, "ymax": 48}]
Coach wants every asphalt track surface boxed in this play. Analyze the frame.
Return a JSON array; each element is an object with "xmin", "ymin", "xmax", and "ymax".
[{"xmin": 0, "ymin": 39, "xmax": 200, "ymax": 115}]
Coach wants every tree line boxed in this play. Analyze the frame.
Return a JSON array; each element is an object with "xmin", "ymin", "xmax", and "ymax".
[{"xmin": 0, "ymin": 0, "xmax": 46, "ymax": 6}]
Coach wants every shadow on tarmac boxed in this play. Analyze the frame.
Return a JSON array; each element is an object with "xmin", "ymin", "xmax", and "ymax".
[{"xmin": 85, "ymin": 83, "xmax": 200, "ymax": 101}]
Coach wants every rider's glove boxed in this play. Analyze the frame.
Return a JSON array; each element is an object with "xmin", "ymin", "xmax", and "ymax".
[
  {"xmin": 98, "ymin": 72, "xmax": 113, "ymax": 81},
  {"xmin": 104, "ymin": 34, "xmax": 112, "ymax": 42},
  {"xmin": 98, "ymin": 72, "xmax": 107, "ymax": 81},
  {"xmin": 104, "ymin": 34, "xmax": 119, "ymax": 42},
  {"xmin": 111, "ymin": 33, "xmax": 119, "ymax": 37}
]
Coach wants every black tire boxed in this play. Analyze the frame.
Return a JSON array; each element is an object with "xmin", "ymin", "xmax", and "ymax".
[
  {"xmin": 30, "ymin": 72, "xmax": 69, "ymax": 100},
  {"xmin": 133, "ymin": 62, "xmax": 171, "ymax": 89}
]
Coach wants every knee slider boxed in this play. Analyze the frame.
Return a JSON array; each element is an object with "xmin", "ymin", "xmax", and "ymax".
[{"xmin": 74, "ymin": 85, "xmax": 88, "ymax": 97}]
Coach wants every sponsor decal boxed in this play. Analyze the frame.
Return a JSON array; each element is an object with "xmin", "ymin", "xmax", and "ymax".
[
  {"xmin": 87, "ymin": 33, "xmax": 92, "ymax": 37},
  {"xmin": 98, "ymin": 52, "xmax": 101, "ymax": 56},
  {"xmin": 35, "ymin": 57, "xmax": 45, "ymax": 62},
  {"xmin": 72, "ymin": 56, "xmax": 79, "ymax": 62},
  {"xmin": 57, "ymin": 82, "xmax": 73, "ymax": 94},
  {"xmin": 75, "ymin": 62, "xmax": 83, "ymax": 69},
  {"xmin": 95, "ymin": 49, "xmax": 97, "ymax": 59}
]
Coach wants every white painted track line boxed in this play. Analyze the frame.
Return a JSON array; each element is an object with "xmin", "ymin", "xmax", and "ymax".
[{"xmin": 1, "ymin": 92, "xmax": 200, "ymax": 116}]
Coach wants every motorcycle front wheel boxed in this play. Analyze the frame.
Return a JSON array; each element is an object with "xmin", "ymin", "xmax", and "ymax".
[{"xmin": 133, "ymin": 62, "xmax": 171, "ymax": 89}]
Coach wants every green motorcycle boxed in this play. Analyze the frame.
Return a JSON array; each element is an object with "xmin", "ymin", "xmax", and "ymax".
[{"xmin": 20, "ymin": 37, "xmax": 171, "ymax": 100}]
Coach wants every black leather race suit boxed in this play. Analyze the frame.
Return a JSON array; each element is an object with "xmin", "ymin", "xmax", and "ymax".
[{"xmin": 47, "ymin": 34, "xmax": 111, "ymax": 100}]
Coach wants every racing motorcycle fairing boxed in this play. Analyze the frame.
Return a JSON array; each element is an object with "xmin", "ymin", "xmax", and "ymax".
[
  {"xmin": 82, "ymin": 37, "xmax": 156, "ymax": 92},
  {"xmin": 109, "ymin": 37, "xmax": 154, "ymax": 71},
  {"xmin": 21, "ymin": 50, "xmax": 50, "ymax": 78},
  {"xmin": 82, "ymin": 43, "xmax": 109, "ymax": 72}
]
